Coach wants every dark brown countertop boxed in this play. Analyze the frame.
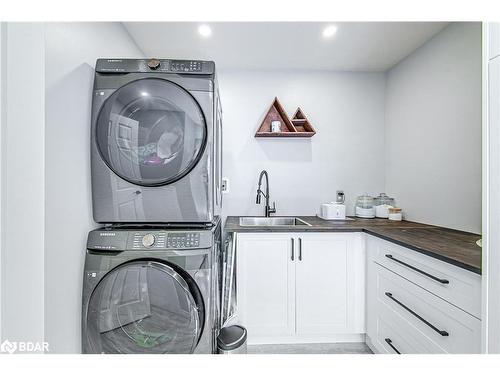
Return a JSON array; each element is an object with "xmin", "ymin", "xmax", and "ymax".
[{"xmin": 224, "ymin": 216, "xmax": 482, "ymax": 274}]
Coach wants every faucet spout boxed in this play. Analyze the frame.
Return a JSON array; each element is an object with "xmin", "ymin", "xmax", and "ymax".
[{"xmin": 256, "ymin": 170, "xmax": 276, "ymax": 217}]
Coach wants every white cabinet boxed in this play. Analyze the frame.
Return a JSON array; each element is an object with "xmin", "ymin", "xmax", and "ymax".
[
  {"xmin": 365, "ymin": 235, "xmax": 481, "ymax": 354},
  {"xmin": 295, "ymin": 233, "xmax": 365, "ymax": 335},
  {"xmin": 236, "ymin": 232, "xmax": 365, "ymax": 344},
  {"xmin": 369, "ymin": 235, "xmax": 481, "ymax": 318},
  {"xmin": 235, "ymin": 233, "xmax": 296, "ymax": 338},
  {"xmin": 235, "ymin": 231, "xmax": 481, "ymax": 351}
]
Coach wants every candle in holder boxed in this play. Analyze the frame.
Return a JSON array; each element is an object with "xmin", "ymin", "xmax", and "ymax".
[{"xmin": 271, "ymin": 120, "xmax": 282, "ymax": 133}]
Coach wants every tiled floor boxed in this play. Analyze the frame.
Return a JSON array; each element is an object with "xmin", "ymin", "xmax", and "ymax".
[{"xmin": 248, "ymin": 342, "xmax": 373, "ymax": 354}]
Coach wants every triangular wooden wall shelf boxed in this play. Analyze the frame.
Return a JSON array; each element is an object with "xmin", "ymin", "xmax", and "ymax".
[
  {"xmin": 291, "ymin": 107, "xmax": 316, "ymax": 137},
  {"xmin": 255, "ymin": 98, "xmax": 316, "ymax": 137},
  {"xmin": 255, "ymin": 97, "xmax": 295, "ymax": 137}
]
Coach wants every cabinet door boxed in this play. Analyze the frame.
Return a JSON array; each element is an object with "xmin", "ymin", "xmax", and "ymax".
[
  {"xmin": 236, "ymin": 233, "xmax": 296, "ymax": 341},
  {"xmin": 295, "ymin": 233, "xmax": 365, "ymax": 335}
]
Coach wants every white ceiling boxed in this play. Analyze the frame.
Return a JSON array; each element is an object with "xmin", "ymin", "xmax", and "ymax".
[{"xmin": 123, "ymin": 22, "xmax": 449, "ymax": 71}]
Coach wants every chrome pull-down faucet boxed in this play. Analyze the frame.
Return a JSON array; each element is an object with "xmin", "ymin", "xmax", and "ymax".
[{"xmin": 256, "ymin": 170, "xmax": 276, "ymax": 217}]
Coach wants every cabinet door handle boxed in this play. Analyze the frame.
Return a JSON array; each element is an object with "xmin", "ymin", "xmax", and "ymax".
[
  {"xmin": 385, "ymin": 254, "xmax": 449, "ymax": 284},
  {"xmin": 384, "ymin": 338, "xmax": 401, "ymax": 354},
  {"xmin": 291, "ymin": 238, "xmax": 295, "ymax": 261},
  {"xmin": 385, "ymin": 292, "xmax": 449, "ymax": 337},
  {"xmin": 298, "ymin": 238, "xmax": 302, "ymax": 261}
]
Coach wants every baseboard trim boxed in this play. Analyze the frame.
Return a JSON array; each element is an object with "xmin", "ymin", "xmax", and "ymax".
[
  {"xmin": 365, "ymin": 335, "xmax": 379, "ymax": 354},
  {"xmin": 248, "ymin": 333, "xmax": 365, "ymax": 345}
]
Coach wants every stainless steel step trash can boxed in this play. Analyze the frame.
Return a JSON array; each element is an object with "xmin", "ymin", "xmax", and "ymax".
[{"xmin": 217, "ymin": 325, "xmax": 247, "ymax": 354}]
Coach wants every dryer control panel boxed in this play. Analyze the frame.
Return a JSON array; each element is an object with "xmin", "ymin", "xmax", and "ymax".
[{"xmin": 95, "ymin": 58, "xmax": 215, "ymax": 75}]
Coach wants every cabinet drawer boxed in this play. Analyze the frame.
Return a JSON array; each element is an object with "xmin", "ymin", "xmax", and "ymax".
[
  {"xmin": 376, "ymin": 305, "xmax": 445, "ymax": 354},
  {"xmin": 375, "ymin": 263, "xmax": 481, "ymax": 354},
  {"xmin": 368, "ymin": 235, "xmax": 481, "ymax": 318}
]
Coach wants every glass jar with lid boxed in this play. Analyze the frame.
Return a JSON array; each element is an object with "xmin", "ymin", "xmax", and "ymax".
[
  {"xmin": 373, "ymin": 193, "xmax": 396, "ymax": 218},
  {"xmin": 355, "ymin": 194, "xmax": 375, "ymax": 218}
]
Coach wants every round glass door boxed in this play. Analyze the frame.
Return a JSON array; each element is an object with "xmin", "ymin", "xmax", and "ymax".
[
  {"xmin": 86, "ymin": 260, "xmax": 204, "ymax": 354},
  {"xmin": 96, "ymin": 78, "xmax": 207, "ymax": 186}
]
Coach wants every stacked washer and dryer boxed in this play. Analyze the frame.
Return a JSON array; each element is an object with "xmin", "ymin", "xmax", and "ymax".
[{"xmin": 82, "ymin": 58, "xmax": 223, "ymax": 354}]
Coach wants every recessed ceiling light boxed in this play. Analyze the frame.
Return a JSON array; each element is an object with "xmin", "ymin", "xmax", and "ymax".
[
  {"xmin": 140, "ymin": 92, "xmax": 149, "ymax": 97},
  {"xmin": 322, "ymin": 25, "xmax": 338, "ymax": 38},
  {"xmin": 198, "ymin": 24, "xmax": 212, "ymax": 38}
]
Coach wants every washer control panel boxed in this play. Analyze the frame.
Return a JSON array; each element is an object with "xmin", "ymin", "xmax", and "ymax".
[
  {"xmin": 87, "ymin": 228, "xmax": 213, "ymax": 251},
  {"xmin": 166, "ymin": 232, "xmax": 200, "ymax": 248},
  {"xmin": 129, "ymin": 231, "xmax": 203, "ymax": 250}
]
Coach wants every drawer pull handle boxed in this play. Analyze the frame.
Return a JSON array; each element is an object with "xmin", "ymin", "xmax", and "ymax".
[
  {"xmin": 384, "ymin": 338, "xmax": 401, "ymax": 354},
  {"xmin": 385, "ymin": 254, "xmax": 449, "ymax": 284},
  {"xmin": 291, "ymin": 238, "xmax": 295, "ymax": 261},
  {"xmin": 299, "ymin": 237, "xmax": 302, "ymax": 261},
  {"xmin": 385, "ymin": 292, "xmax": 449, "ymax": 337}
]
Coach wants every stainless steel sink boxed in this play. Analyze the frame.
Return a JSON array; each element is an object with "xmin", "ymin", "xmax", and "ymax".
[{"xmin": 239, "ymin": 217, "xmax": 312, "ymax": 227}]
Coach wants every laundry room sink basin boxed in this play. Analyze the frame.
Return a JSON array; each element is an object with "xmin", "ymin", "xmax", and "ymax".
[{"xmin": 239, "ymin": 217, "xmax": 312, "ymax": 227}]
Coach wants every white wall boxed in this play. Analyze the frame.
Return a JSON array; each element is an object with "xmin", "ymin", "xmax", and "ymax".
[
  {"xmin": 0, "ymin": 23, "xmax": 45, "ymax": 346},
  {"xmin": 385, "ymin": 22, "xmax": 482, "ymax": 233},
  {"xmin": 44, "ymin": 22, "xmax": 143, "ymax": 353},
  {"xmin": 219, "ymin": 70, "xmax": 386, "ymax": 218}
]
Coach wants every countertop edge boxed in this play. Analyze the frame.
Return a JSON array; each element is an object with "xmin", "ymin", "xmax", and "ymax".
[{"xmin": 363, "ymin": 229, "xmax": 481, "ymax": 275}]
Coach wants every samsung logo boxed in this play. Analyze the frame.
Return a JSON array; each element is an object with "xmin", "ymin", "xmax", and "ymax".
[
  {"xmin": 107, "ymin": 59, "xmax": 122, "ymax": 62},
  {"xmin": 100, "ymin": 233, "xmax": 116, "ymax": 237}
]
